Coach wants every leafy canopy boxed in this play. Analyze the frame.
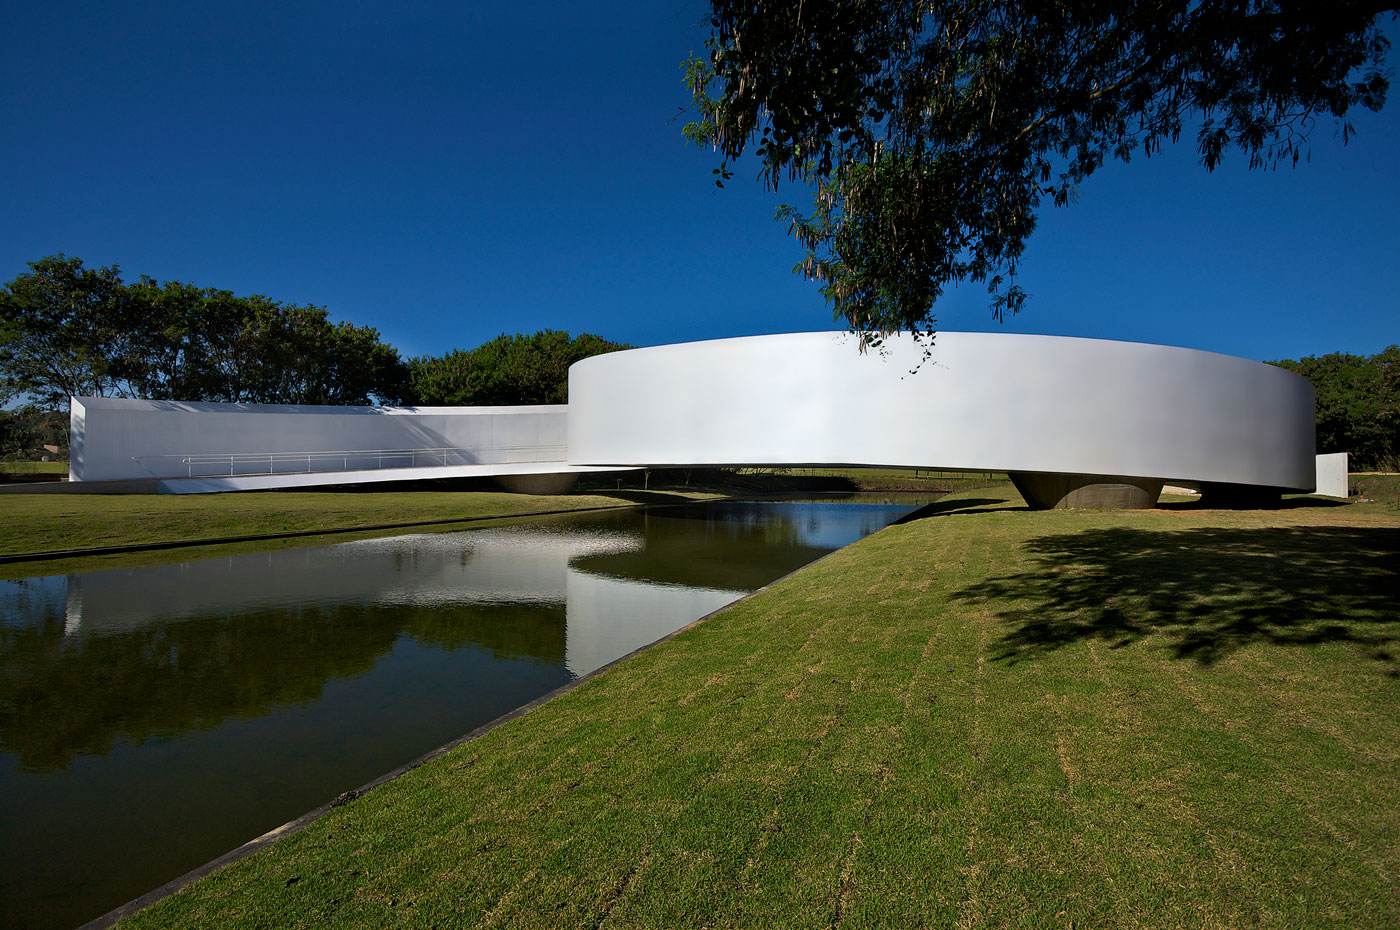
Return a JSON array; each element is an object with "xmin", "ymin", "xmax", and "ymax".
[
  {"xmin": 405, "ymin": 331, "xmax": 632, "ymax": 406},
  {"xmin": 686, "ymin": 1, "xmax": 1394, "ymax": 347},
  {"xmin": 0, "ymin": 405, "xmax": 68, "ymax": 460},
  {"xmin": 1270, "ymin": 346, "xmax": 1400, "ymax": 470},
  {"xmin": 0, "ymin": 256, "xmax": 130, "ymax": 405},
  {"xmin": 1, "ymin": 255, "xmax": 407, "ymax": 408}
]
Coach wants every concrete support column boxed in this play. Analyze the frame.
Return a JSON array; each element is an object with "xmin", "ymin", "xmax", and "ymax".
[
  {"xmin": 1196, "ymin": 481, "xmax": 1284, "ymax": 508},
  {"xmin": 1009, "ymin": 472, "xmax": 1164, "ymax": 510}
]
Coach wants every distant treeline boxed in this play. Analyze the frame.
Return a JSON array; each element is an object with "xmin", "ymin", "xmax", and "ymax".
[
  {"xmin": 0, "ymin": 255, "xmax": 630, "ymax": 455},
  {"xmin": 10, "ymin": 256, "xmax": 1394, "ymax": 471},
  {"xmin": 1269, "ymin": 347, "xmax": 1399, "ymax": 471},
  {"xmin": 0, "ymin": 406, "xmax": 67, "ymax": 462},
  {"xmin": 404, "ymin": 331, "xmax": 631, "ymax": 407},
  {"xmin": 1, "ymin": 256, "xmax": 405, "ymax": 408}
]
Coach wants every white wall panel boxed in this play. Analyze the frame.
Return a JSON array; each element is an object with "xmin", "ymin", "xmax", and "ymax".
[
  {"xmin": 70, "ymin": 397, "xmax": 568, "ymax": 482},
  {"xmin": 1314, "ymin": 453, "xmax": 1349, "ymax": 498}
]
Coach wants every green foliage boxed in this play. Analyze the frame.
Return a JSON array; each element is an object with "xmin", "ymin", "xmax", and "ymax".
[
  {"xmin": 0, "ymin": 255, "xmax": 133, "ymax": 406},
  {"xmin": 1270, "ymin": 346, "xmax": 1399, "ymax": 469},
  {"xmin": 0, "ymin": 405, "xmax": 68, "ymax": 461},
  {"xmin": 403, "ymin": 347, "xmax": 476, "ymax": 405},
  {"xmin": 406, "ymin": 330, "xmax": 632, "ymax": 406},
  {"xmin": 2, "ymin": 257, "xmax": 636, "ymax": 430},
  {"xmin": 686, "ymin": 2, "xmax": 1394, "ymax": 345},
  {"xmin": 1, "ymin": 255, "xmax": 408, "ymax": 409}
]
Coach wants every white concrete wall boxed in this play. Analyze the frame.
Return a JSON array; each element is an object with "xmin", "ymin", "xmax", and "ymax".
[
  {"xmin": 1314, "ymin": 452, "xmax": 1349, "ymax": 498},
  {"xmin": 70, "ymin": 397, "xmax": 568, "ymax": 482},
  {"xmin": 568, "ymin": 332, "xmax": 1318, "ymax": 491}
]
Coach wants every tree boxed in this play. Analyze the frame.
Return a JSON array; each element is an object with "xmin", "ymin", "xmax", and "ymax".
[
  {"xmin": 0, "ymin": 404, "xmax": 69, "ymax": 460},
  {"xmin": 0, "ymin": 255, "xmax": 139, "ymax": 406},
  {"xmin": 122, "ymin": 282, "xmax": 409, "ymax": 405},
  {"xmin": 203, "ymin": 300, "xmax": 407, "ymax": 406},
  {"xmin": 2, "ymin": 256, "xmax": 408, "ymax": 409},
  {"xmin": 406, "ymin": 331, "xmax": 632, "ymax": 406},
  {"xmin": 405, "ymin": 348, "xmax": 477, "ymax": 406},
  {"xmin": 1270, "ymin": 346, "xmax": 1400, "ymax": 469},
  {"xmin": 685, "ymin": 1, "xmax": 1394, "ymax": 347},
  {"xmin": 122, "ymin": 275, "xmax": 211, "ymax": 400}
]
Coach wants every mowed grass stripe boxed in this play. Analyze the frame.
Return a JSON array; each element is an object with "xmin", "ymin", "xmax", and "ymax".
[{"xmin": 116, "ymin": 491, "xmax": 1400, "ymax": 929}]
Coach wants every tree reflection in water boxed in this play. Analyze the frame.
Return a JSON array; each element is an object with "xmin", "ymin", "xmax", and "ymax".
[{"xmin": 0, "ymin": 496, "xmax": 927, "ymax": 930}]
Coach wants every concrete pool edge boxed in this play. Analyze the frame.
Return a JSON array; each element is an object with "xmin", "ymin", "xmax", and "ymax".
[{"xmin": 74, "ymin": 493, "xmax": 955, "ymax": 930}]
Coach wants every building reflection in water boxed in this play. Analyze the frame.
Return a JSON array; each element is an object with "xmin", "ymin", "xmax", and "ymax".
[{"xmin": 0, "ymin": 498, "xmax": 923, "ymax": 930}]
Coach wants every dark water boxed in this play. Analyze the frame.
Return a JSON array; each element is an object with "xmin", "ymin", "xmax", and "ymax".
[{"xmin": 0, "ymin": 496, "xmax": 931, "ymax": 929}]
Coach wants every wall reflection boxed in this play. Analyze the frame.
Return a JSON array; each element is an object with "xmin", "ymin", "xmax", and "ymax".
[{"xmin": 0, "ymin": 497, "xmax": 925, "ymax": 930}]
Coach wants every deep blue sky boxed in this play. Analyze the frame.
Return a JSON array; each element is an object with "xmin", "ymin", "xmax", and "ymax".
[{"xmin": 2, "ymin": 1, "xmax": 1396, "ymax": 363}]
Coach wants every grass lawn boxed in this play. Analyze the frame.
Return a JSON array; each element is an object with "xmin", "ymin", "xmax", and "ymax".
[
  {"xmin": 114, "ymin": 487, "xmax": 1400, "ymax": 929},
  {"xmin": 0, "ymin": 460, "xmax": 67, "ymax": 476},
  {"xmin": 0, "ymin": 487, "xmax": 721, "ymax": 567}
]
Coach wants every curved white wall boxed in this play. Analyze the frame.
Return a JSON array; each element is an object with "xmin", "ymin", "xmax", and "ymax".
[{"xmin": 567, "ymin": 332, "xmax": 1316, "ymax": 491}]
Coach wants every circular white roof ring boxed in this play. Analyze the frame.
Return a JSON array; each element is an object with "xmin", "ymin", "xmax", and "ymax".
[{"xmin": 567, "ymin": 332, "xmax": 1315, "ymax": 510}]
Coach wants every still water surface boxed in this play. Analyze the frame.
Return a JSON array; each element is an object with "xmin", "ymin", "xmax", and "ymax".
[{"xmin": 1, "ymin": 497, "xmax": 930, "ymax": 929}]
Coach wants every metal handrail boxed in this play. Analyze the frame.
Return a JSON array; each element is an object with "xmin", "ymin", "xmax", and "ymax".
[{"xmin": 132, "ymin": 444, "xmax": 568, "ymax": 478}]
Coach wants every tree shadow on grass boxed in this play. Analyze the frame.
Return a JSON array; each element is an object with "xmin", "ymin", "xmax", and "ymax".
[
  {"xmin": 1156, "ymin": 495, "xmax": 1351, "ymax": 511},
  {"xmin": 954, "ymin": 525, "xmax": 1400, "ymax": 671}
]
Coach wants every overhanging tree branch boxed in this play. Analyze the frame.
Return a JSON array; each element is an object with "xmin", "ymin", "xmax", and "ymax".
[{"xmin": 686, "ymin": 1, "xmax": 1396, "ymax": 343}]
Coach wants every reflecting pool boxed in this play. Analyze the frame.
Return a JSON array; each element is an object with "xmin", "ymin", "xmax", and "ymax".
[{"xmin": 0, "ymin": 496, "xmax": 931, "ymax": 929}]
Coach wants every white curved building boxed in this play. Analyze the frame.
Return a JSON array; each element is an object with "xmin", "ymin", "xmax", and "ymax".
[
  {"xmin": 64, "ymin": 332, "xmax": 1321, "ymax": 508},
  {"xmin": 567, "ymin": 332, "xmax": 1317, "ymax": 508}
]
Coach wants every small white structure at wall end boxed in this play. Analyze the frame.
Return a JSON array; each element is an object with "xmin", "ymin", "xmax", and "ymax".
[{"xmin": 1314, "ymin": 452, "xmax": 1349, "ymax": 498}]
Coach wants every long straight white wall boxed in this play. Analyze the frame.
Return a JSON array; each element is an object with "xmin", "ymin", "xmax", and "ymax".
[
  {"xmin": 567, "ymin": 332, "xmax": 1318, "ymax": 491},
  {"xmin": 70, "ymin": 397, "xmax": 569, "ymax": 482}
]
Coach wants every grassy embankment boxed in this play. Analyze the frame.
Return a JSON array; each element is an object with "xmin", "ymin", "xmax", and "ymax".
[
  {"xmin": 0, "ymin": 488, "xmax": 722, "ymax": 572},
  {"xmin": 115, "ymin": 487, "xmax": 1399, "ymax": 929},
  {"xmin": 1354, "ymin": 472, "xmax": 1400, "ymax": 506}
]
